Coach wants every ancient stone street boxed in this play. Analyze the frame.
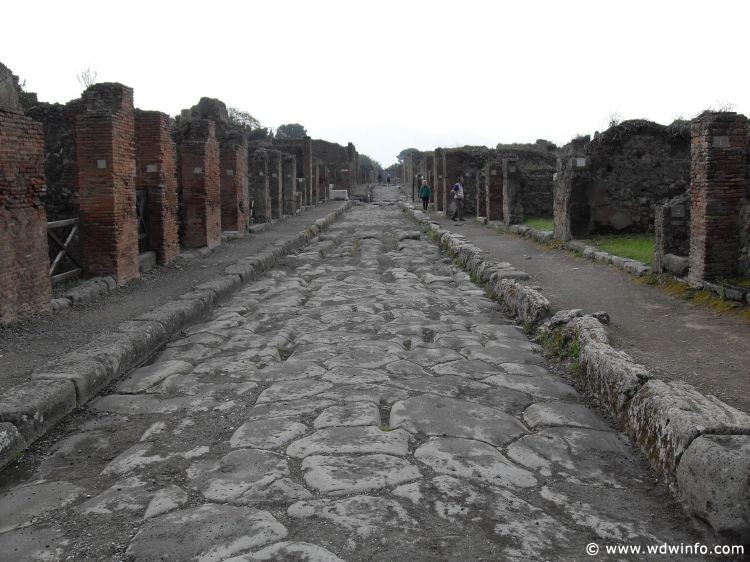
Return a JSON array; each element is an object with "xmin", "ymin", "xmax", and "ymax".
[{"xmin": 0, "ymin": 189, "xmax": 715, "ymax": 560}]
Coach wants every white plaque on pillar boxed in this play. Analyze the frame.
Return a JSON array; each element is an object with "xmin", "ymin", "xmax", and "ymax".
[
  {"xmin": 575, "ymin": 158, "xmax": 586, "ymax": 168},
  {"xmin": 490, "ymin": 170, "xmax": 497, "ymax": 175},
  {"xmin": 259, "ymin": 172, "xmax": 264, "ymax": 176},
  {"xmin": 193, "ymin": 167, "xmax": 203, "ymax": 175},
  {"xmin": 146, "ymin": 164, "xmax": 158, "ymax": 173},
  {"xmin": 226, "ymin": 169, "xmax": 235, "ymax": 176},
  {"xmin": 97, "ymin": 159, "xmax": 107, "ymax": 169}
]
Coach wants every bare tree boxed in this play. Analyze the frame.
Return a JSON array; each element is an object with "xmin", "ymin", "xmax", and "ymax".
[{"xmin": 77, "ymin": 67, "xmax": 98, "ymax": 89}]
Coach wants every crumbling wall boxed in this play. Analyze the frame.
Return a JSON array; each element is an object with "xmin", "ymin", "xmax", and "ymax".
[
  {"xmin": 553, "ymin": 137, "xmax": 590, "ymax": 240},
  {"xmin": 586, "ymin": 120, "xmax": 690, "ymax": 233},
  {"xmin": 441, "ymin": 147, "xmax": 491, "ymax": 217},
  {"xmin": 653, "ymin": 193, "xmax": 690, "ymax": 276},
  {"xmin": 0, "ymin": 63, "xmax": 51, "ymax": 323},
  {"xmin": 496, "ymin": 141, "xmax": 557, "ymax": 218}
]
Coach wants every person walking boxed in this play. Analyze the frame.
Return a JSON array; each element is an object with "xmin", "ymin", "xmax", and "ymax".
[
  {"xmin": 419, "ymin": 180, "xmax": 431, "ymax": 211},
  {"xmin": 450, "ymin": 176, "xmax": 465, "ymax": 221},
  {"xmin": 377, "ymin": 172, "xmax": 383, "ymax": 185}
]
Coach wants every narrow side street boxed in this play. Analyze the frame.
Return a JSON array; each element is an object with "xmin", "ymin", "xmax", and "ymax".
[{"xmin": 0, "ymin": 187, "xmax": 711, "ymax": 561}]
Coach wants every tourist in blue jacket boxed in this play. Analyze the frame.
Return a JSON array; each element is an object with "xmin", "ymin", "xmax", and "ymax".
[{"xmin": 419, "ymin": 180, "xmax": 431, "ymax": 211}]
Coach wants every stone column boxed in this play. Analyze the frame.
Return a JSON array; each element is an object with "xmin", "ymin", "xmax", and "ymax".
[
  {"xmin": 689, "ymin": 112, "xmax": 748, "ymax": 282},
  {"xmin": 0, "ymin": 65, "xmax": 52, "ymax": 324},
  {"xmin": 282, "ymin": 155, "xmax": 297, "ymax": 216},
  {"xmin": 502, "ymin": 157, "xmax": 523, "ymax": 225},
  {"xmin": 486, "ymin": 160, "xmax": 503, "ymax": 221},
  {"xmin": 553, "ymin": 146, "xmax": 590, "ymax": 241},
  {"xmin": 75, "ymin": 83, "xmax": 139, "ymax": 281},
  {"xmin": 178, "ymin": 119, "xmax": 221, "ymax": 249},
  {"xmin": 267, "ymin": 150, "xmax": 283, "ymax": 219},
  {"xmin": 134, "ymin": 110, "xmax": 179, "ymax": 264},
  {"xmin": 219, "ymin": 135, "xmax": 249, "ymax": 234},
  {"xmin": 249, "ymin": 149, "xmax": 271, "ymax": 222}
]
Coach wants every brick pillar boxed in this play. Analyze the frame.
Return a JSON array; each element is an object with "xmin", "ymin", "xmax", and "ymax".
[
  {"xmin": 302, "ymin": 137, "xmax": 312, "ymax": 206},
  {"xmin": 135, "ymin": 110, "xmax": 179, "ymax": 264},
  {"xmin": 0, "ymin": 88, "xmax": 52, "ymax": 324},
  {"xmin": 219, "ymin": 136, "xmax": 248, "ymax": 234},
  {"xmin": 282, "ymin": 155, "xmax": 297, "ymax": 215},
  {"xmin": 267, "ymin": 150, "xmax": 282, "ymax": 219},
  {"xmin": 486, "ymin": 160, "xmax": 503, "ymax": 221},
  {"xmin": 689, "ymin": 112, "xmax": 748, "ymax": 282},
  {"xmin": 436, "ymin": 150, "xmax": 446, "ymax": 212},
  {"xmin": 249, "ymin": 149, "xmax": 271, "ymax": 222},
  {"xmin": 178, "ymin": 119, "xmax": 221, "ymax": 249},
  {"xmin": 75, "ymin": 83, "xmax": 139, "ymax": 282},
  {"xmin": 502, "ymin": 157, "xmax": 523, "ymax": 225}
]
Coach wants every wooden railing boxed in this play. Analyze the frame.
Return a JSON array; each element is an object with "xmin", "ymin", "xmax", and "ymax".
[{"xmin": 48, "ymin": 218, "xmax": 82, "ymax": 283}]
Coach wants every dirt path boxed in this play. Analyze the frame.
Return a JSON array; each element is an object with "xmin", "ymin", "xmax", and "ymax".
[
  {"xmin": 0, "ymin": 202, "xmax": 347, "ymax": 394},
  {"xmin": 425, "ymin": 212, "xmax": 750, "ymax": 414}
]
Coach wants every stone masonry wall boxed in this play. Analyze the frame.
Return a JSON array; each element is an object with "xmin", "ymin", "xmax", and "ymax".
[
  {"xmin": 249, "ymin": 149, "xmax": 270, "ymax": 222},
  {"xmin": 653, "ymin": 193, "xmax": 690, "ymax": 276},
  {"xmin": 219, "ymin": 137, "xmax": 249, "ymax": 233},
  {"xmin": 267, "ymin": 150, "xmax": 283, "ymax": 219},
  {"xmin": 586, "ymin": 120, "xmax": 690, "ymax": 234},
  {"xmin": 178, "ymin": 119, "xmax": 221, "ymax": 249},
  {"xmin": 74, "ymin": 83, "xmax": 139, "ymax": 282},
  {"xmin": 502, "ymin": 157, "xmax": 523, "ymax": 225},
  {"xmin": 0, "ymin": 101, "xmax": 52, "ymax": 324},
  {"xmin": 496, "ymin": 143, "xmax": 557, "ymax": 218},
  {"xmin": 553, "ymin": 137, "xmax": 591, "ymax": 240},
  {"xmin": 485, "ymin": 160, "xmax": 503, "ymax": 221},
  {"xmin": 134, "ymin": 110, "xmax": 180, "ymax": 264},
  {"xmin": 689, "ymin": 112, "xmax": 748, "ymax": 282},
  {"xmin": 282, "ymin": 155, "xmax": 297, "ymax": 216}
]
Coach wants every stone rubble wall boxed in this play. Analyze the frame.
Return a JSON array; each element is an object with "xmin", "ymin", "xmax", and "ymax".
[
  {"xmin": 403, "ymin": 201, "xmax": 750, "ymax": 543},
  {"xmin": 0, "ymin": 200, "xmax": 355, "ymax": 469}
]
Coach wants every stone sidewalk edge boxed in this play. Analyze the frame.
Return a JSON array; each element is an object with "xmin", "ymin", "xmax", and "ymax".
[
  {"xmin": 0, "ymin": 200, "xmax": 355, "ymax": 470},
  {"xmin": 403, "ymin": 202, "xmax": 750, "ymax": 543}
]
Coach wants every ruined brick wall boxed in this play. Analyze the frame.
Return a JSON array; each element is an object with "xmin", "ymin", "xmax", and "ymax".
[
  {"xmin": 135, "ymin": 110, "xmax": 180, "ymax": 264},
  {"xmin": 0, "ymin": 103, "xmax": 52, "ymax": 323},
  {"xmin": 689, "ymin": 112, "xmax": 748, "ymax": 282},
  {"xmin": 502, "ymin": 157, "xmax": 523, "ymax": 225},
  {"xmin": 496, "ymin": 145, "xmax": 557, "ymax": 218},
  {"xmin": 653, "ymin": 193, "xmax": 690, "ymax": 275},
  {"xmin": 553, "ymin": 137, "xmax": 591, "ymax": 240},
  {"xmin": 74, "ymin": 83, "xmax": 139, "ymax": 281},
  {"xmin": 485, "ymin": 160, "xmax": 503, "ymax": 221},
  {"xmin": 219, "ymin": 136, "xmax": 249, "ymax": 233},
  {"xmin": 282, "ymin": 155, "xmax": 297, "ymax": 215},
  {"xmin": 272, "ymin": 137, "xmax": 310, "ymax": 205},
  {"xmin": 586, "ymin": 120, "xmax": 690, "ymax": 233},
  {"xmin": 177, "ymin": 119, "xmax": 221, "ymax": 249},
  {"xmin": 249, "ymin": 148, "xmax": 270, "ymax": 222},
  {"xmin": 26, "ymin": 102, "xmax": 78, "ymax": 221},
  {"xmin": 267, "ymin": 150, "xmax": 283, "ymax": 219},
  {"xmin": 442, "ymin": 148, "xmax": 490, "ymax": 216}
]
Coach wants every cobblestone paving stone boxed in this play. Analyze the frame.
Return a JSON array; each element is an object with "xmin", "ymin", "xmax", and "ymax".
[{"xmin": 0, "ymin": 187, "xmax": 714, "ymax": 560}]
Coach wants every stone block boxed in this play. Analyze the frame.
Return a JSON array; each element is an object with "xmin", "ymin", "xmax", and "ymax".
[
  {"xmin": 494, "ymin": 280, "xmax": 550, "ymax": 329},
  {"xmin": 136, "ymin": 298, "xmax": 210, "ymax": 334},
  {"xmin": 628, "ymin": 379, "xmax": 750, "ymax": 488},
  {"xmin": 0, "ymin": 380, "xmax": 76, "ymax": 443},
  {"xmin": 0, "ymin": 423, "xmax": 26, "ymax": 469},
  {"xmin": 33, "ymin": 354, "xmax": 110, "ymax": 405},
  {"xmin": 662, "ymin": 253, "xmax": 689, "ymax": 277},
  {"xmin": 579, "ymin": 342, "xmax": 650, "ymax": 427},
  {"xmin": 676, "ymin": 434, "xmax": 750, "ymax": 543}
]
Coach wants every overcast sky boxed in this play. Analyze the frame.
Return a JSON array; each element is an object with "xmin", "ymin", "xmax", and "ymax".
[{"xmin": 3, "ymin": 0, "xmax": 748, "ymax": 166}]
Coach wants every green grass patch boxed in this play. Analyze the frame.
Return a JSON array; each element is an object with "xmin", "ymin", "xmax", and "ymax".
[
  {"xmin": 720, "ymin": 277, "xmax": 750, "ymax": 289},
  {"xmin": 523, "ymin": 217, "xmax": 554, "ymax": 231},
  {"xmin": 587, "ymin": 234, "xmax": 654, "ymax": 264}
]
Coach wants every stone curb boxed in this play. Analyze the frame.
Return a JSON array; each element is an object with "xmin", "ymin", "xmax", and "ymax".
[
  {"xmin": 0, "ymin": 200, "xmax": 354, "ymax": 470},
  {"xmin": 402, "ymin": 205, "xmax": 549, "ymax": 331},
  {"xmin": 409, "ymin": 204, "xmax": 750, "ymax": 542}
]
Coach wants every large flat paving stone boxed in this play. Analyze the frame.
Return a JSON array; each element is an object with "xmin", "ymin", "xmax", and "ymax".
[
  {"xmin": 89, "ymin": 394, "xmax": 221, "ymax": 415},
  {"xmin": 393, "ymin": 475, "xmax": 570, "ymax": 560},
  {"xmin": 125, "ymin": 504, "xmax": 287, "ymax": 561},
  {"xmin": 324, "ymin": 349, "xmax": 401, "ymax": 369},
  {"xmin": 460, "ymin": 344, "xmax": 545, "ymax": 365},
  {"xmin": 389, "ymin": 375, "xmax": 491, "ymax": 400},
  {"xmin": 524, "ymin": 402, "xmax": 611, "ymax": 431},
  {"xmin": 483, "ymin": 373, "xmax": 579, "ymax": 400},
  {"xmin": 0, "ymin": 480, "xmax": 83, "ymax": 533},
  {"xmin": 302, "ymin": 454, "xmax": 421, "ymax": 495},
  {"xmin": 116, "ymin": 360, "xmax": 194, "ymax": 393},
  {"xmin": 230, "ymin": 418, "xmax": 308, "ymax": 449},
  {"xmin": 76, "ymin": 476, "xmax": 152, "ymax": 515},
  {"xmin": 286, "ymin": 426, "xmax": 411, "ymax": 458},
  {"xmin": 313, "ymin": 402, "xmax": 381, "ymax": 428},
  {"xmin": 506, "ymin": 427, "xmax": 637, "ymax": 486},
  {"xmin": 317, "ymin": 383, "xmax": 410, "ymax": 404},
  {"xmin": 430, "ymin": 358, "xmax": 500, "ymax": 380},
  {"xmin": 245, "ymin": 399, "xmax": 335, "ymax": 422},
  {"xmin": 414, "ymin": 437, "xmax": 537, "ymax": 489},
  {"xmin": 288, "ymin": 495, "xmax": 416, "ymax": 538},
  {"xmin": 321, "ymin": 366, "xmax": 389, "ymax": 385},
  {"xmin": 391, "ymin": 395, "xmax": 527, "ymax": 447},
  {"xmin": 256, "ymin": 379, "xmax": 334, "ymax": 403},
  {"xmin": 226, "ymin": 541, "xmax": 345, "ymax": 561},
  {"xmin": 244, "ymin": 361, "xmax": 326, "ymax": 383},
  {"xmin": 0, "ymin": 526, "xmax": 71, "ymax": 562}
]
